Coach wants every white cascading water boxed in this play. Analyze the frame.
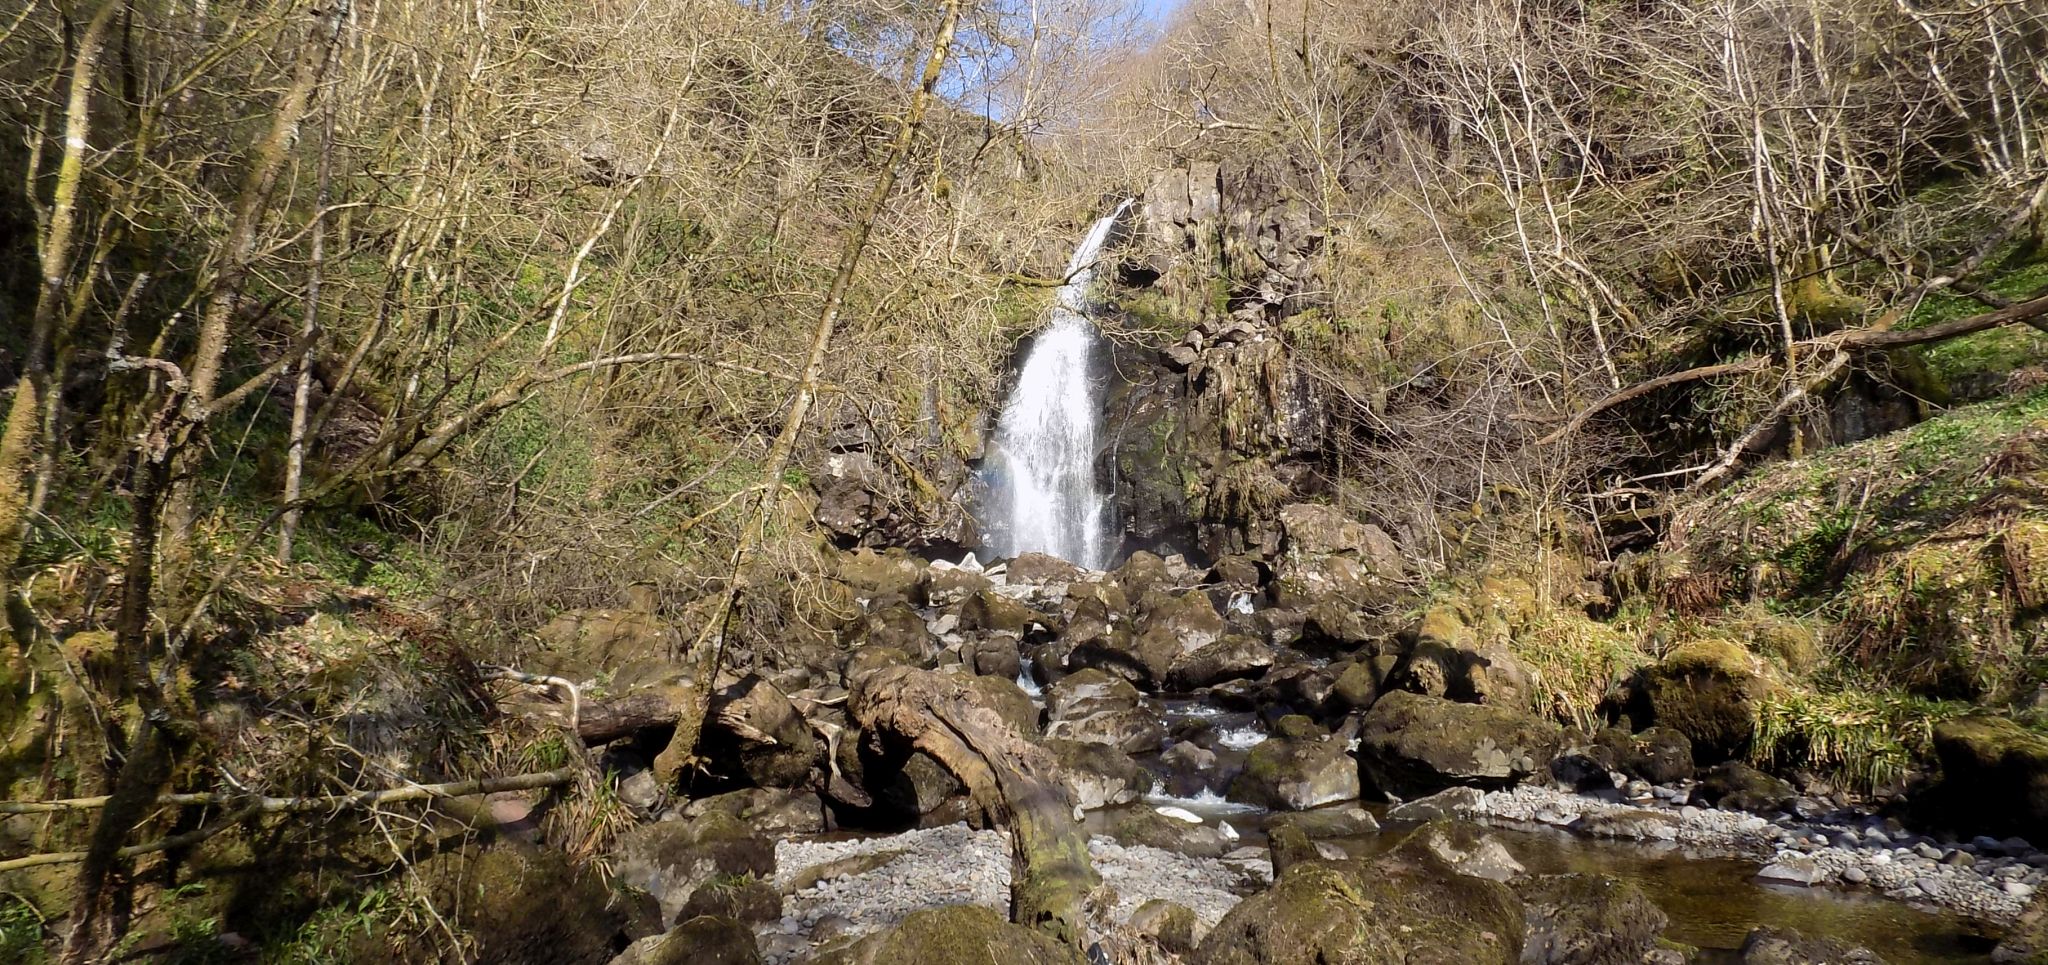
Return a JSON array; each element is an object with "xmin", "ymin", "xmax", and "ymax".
[{"xmin": 981, "ymin": 200, "xmax": 1133, "ymax": 569}]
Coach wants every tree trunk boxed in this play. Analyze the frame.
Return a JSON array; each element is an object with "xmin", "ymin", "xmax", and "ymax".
[{"xmin": 848, "ymin": 665, "xmax": 1099, "ymax": 944}]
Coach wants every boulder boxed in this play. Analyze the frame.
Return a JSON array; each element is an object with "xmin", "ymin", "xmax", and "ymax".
[
  {"xmin": 1278, "ymin": 504, "xmax": 1403, "ymax": 572},
  {"xmin": 1131, "ymin": 899, "xmax": 1203, "ymax": 955},
  {"xmin": 533, "ymin": 608, "xmax": 683, "ymax": 691},
  {"xmin": 1168, "ymin": 635, "xmax": 1276, "ymax": 690},
  {"xmin": 835, "ymin": 549, "xmax": 926, "ymax": 606},
  {"xmin": 1044, "ymin": 737, "xmax": 1155, "ymax": 810},
  {"xmin": 841, "ymin": 646, "xmax": 914, "ymax": 688},
  {"xmin": 1208, "ymin": 555, "xmax": 1266, "ymax": 591},
  {"xmin": 1008, "ymin": 552, "xmax": 1087, "ymax": 585},
  {"xmin": 1229, "ymin": 735, "xmax": 1361, "ymax": 810},
  {"xmin": 804, "ymin": 905, "xmax": 1084, "ymax": 965},
  {"xmin": 1357, "ymin": 691, "xmax": 1562, "ymax": 799},
  {"xmin": 961, "ymin": 589, "xmax": 1038, "ymax": 635},
  {"xmin": 419, "ymin": 845, "xmax": 653, "ymax": 965},
  {"xmin": 1114, "ymin": 551, "xmax": 1174, "ymax": 595},
  {"xmin": 610, "ymin": 916, "xmax": 763, "ymax": 965},
  {"xmin": 1400, "ymin": 822, "xmax": 1525, "ymax": 881},
  {"xmin": 926, "ymin": 566, "xmax": 992, "ymax": 608},
  {"xmin": 1195, "ymin": 826, "xmax": 1523, "ymax": 965},
  {"xmin": 1929, "ymin": 715, "xmax": 2048, "ymax": 838},
  {"xmin": 962, "ymin": 674, "xmax": 1040, "ymax": 736},
  {"xmin": 1073, "ymin": 590, "xmax": 1226, "ymax": 689},
  {"xmin": 1160, "ymin": 741, "xmax": 1226, "ymax": 797},
  {"xmin": 1737, "ymin": 927, "xmax": 1885, "ymax": 965},
  {"xmin": 677, "ymin": 877, "xmax": 780, "ymax": 924},
  {"xmin": 1615, "ymin": 726, "xmax": 1695, "ymax": 786},
  {"xmin": 679, "ymin": 788, "xmax": 826, "ymax": 836},
  {"xmin": 1632, "ymin": 638, "xmax": 1769, "ymax": 762},
  {"xmin": 962, "ymin": 633, "xmax": 1024, "ymax": 680},
  {"xmin": 1326, "ymin": 659, "xmax": 1381, "ymax": 715},
  {"xmin": 852, "ymin": 603, "xmax": 934, "ymax": 660},
  {"xmin": 704, "ymin": 675, "xmax": 819, "ymax": 789},
  {"xmin": 1265, "ymin": 806, "xmax": 1380, "ymax": 839},
  {"xmin": 1694, "ymin": 762, "xmax": 1795, "ymax": 815},
  {"xmin": 610, "ymin": 812, "xmax": 775, "ymax": 927},
  {"xmin": 1257, "ymin": 661, "xmax": 1337, "ymax": 719},
  {"xmin": 1271, "ymin": 554, "xmax": 1396, "ymax": 612},
  {"xmin": 1109, "ymin": 808, "xmax": 1234, "ymax": 858},
  {"xmin": 1516, "ymin": 873, "xmax": 1669, "ymax": 965},
  {"xmin": 1044, "ymin": 669, "xmax": 1166, "ymax": 753}
]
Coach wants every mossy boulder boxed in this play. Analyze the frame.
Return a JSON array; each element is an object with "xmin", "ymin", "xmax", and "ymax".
[
  {"xmin": 1009, "ymin": 552, "xmax": 1086, "ymax": 586},
  {"xmin": 1516, "ymin": 873, "xmax": 1669, "ymax": 965},
  {"xmin": 703, "ymin": 675, "xmax": 820, "ymax": 789},
  {"xmin": 418, "ymin": 845, "xmax": 652, "ymax": 965},
  {"xmin": 1045, "ymin": 737, "xmax": 1155, "ymax": 810},
  {"xmin": 680, "ymin": 788, "xmax": 826, "ymax": 836},
  {"xmin": 1358, "ymin": 691, "xmax": 1562, "ymax": 798},
  {"xmin": 1929, "ymin": 715, "xmax": 2048, "ymax": 837},
  {"xmin": 1072, "ymin": 589, "xmax": 1224, "ymax": 689},
  {"xmin": 677, "ymin": 875, "xmax": 781, "ymax": 924},
  {"xmin": 842, "ymin": 646, "xmax": 915, "ymax": 688},
  {"xmin": 1632, "ymin": 638, "xmax": 1769, "ymax": 763},
  {"xmin": 1108, "ymin": 808, "xmax": 1234, "ymax": 857},
  {"xmin": 610, "ymin": 811, "xmax": 775, "ymax": 927},
  {"xmin": 1278, "ymin": 504, "xmax": 1403, "ymax": 568},
  {"xmin": 1694, "ymin": 762, "xmax": 1796, "ymax": 815},
  {"xmin": 1114, "ymin": 551, "xmax": 1175, "ymax": 595},
  {"xmin": 961, "ymin": 589, "xmax": 1038, "ymax": 635},
  {"xmin": 926, "ymin": 565, "xmax": 993, "ymax": 608},
  {"xmin": 962, "ymin": 633, "xmax": 1025, "ymax": 680},
  {"xmin": 1614, "ymin": 727, "xmax": 1695, "ymax": 786},
  {"xmin": 963, "ymin": 673, "xmax": 1041, "ymax": 736},
  {"xmin": 1737, "ymin": 926, "xmax": 1885, "ymax": 964},
  {"xmin": 1131, "ymin": 898, "xmax": 1203, "ymax": 955},
  {"xmin": 1230, "ymin": 734, "xmax": 1360, "ymax": 810},
  {"xmin": 836, "ymin": 548, "xmax": 928, "ymax": 606},
  {"xmin": 853, "ymin": 603, "xmax": 935, "ymax": 660},
  {"xmin": 804, "ymin": 905, "xmax": 1085, "ymax": 965},
  {"xmin": 612, "ymin": 915, "xmax": 764, "ymax": 964},
  {"xmin": 1195, "ymin": 827, "xmax": 1524, "ymax": 964}
]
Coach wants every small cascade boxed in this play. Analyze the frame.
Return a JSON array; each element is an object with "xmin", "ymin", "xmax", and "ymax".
[{"xmin": 980, "ymin": 200, "xmax": 1133, "ymax": 569}]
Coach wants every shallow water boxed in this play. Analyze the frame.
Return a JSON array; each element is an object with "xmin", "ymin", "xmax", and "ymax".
[{"xmin": 1333, "ymin": 820, "xmax": 2003, "ymax": 964}]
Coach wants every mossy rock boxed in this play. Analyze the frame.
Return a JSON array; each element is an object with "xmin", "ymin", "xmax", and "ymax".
[
  {"xmin": 1131, "ymin": 898, "xmax": 1202, "ymax": 955},
  {"xmin": 1195, "ymin": 832, "xmax": 1524, "ymax": 964},
  {"xmin": 615, "ymin": 915, "xmax": 764, "ymax": 965},
  {"xmin": 1632, "ymin": 638, "xmax": 1768, "ymax": 763},
  {"xmin": 610, "ymin": 811, "xmax": 775, "ymax": 927},
  {"xmin": 1108, "ymin": 808, "xmax": 1232, "ymax": 858},
  {"xmin": 1695, "ymin": 762, "xmax": 1796, "ymax": 815},
  {"xmin": 1516, "ymin": 873, "xmax": 1669, "ymax": 965},
  {"xmin": 1230, "ymin": 735, "xmax": 1360, "ymax": 811},
  {"xmin": 416, "ymin": 845, "xmax": 652, "ymax": 965},
  {"xmin": 1928, "ymin": 715, "xmax": 2048, "ymax": 837},
  {"xmin": 835, "ymin": 548, "xmax": 928, "ymax": 606},
  {"xmin": 678, "ymin": 874, "xmax": 781, "ymax": 924},
  {"xmin": 1357, "ymin": 691, "xmax": 1562, "ymax": 798},
  {"xmin": 1736, "ymin": 926, "xmax": 1884, "ymax": 964},
  {"xmin": 804, "ymin": 905, "xmax": 1085, "ymax": 965},
  {"xmin": 1994, "ymin": 889, "xmax": 2048, "ymax": 964}
]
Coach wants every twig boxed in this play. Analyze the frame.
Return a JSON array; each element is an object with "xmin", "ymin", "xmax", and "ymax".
[{"xmin": 0, "ymin": 769, "xmax": 576, "ymax": 816}]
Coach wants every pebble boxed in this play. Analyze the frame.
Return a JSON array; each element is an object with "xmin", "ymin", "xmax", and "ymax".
[
  {"xmin": 1943, "ymin": 850, "xmax": 1977, "ymax": 867},
  {"xmin": 1916, "ymin": 842, "xmax": 1945, "ymax": 860},
  {"xmin": 2007, "ymin": 881, "xmax": 2038, "ymax": 898},
  {"xmin": 1842, "ymin": 867, "xmax": 1870, "ymax": 885}
]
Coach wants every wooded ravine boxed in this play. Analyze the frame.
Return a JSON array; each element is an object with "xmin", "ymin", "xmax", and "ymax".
[{"xmin": 4, "ymin": 0, "xmax": 2048, "ymax": 961}]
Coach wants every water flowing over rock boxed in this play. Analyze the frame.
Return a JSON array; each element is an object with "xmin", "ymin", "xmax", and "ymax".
[{"xmin": 980, "ymin": 201, "xmax": 1132, "ymax": 569}]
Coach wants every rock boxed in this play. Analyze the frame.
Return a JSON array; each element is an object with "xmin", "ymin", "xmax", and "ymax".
[
  {"xmin": 533, "ymin": 608, "xmax": 684, "ymax": 691},
  {"xmin": 1737, "ymin": 926, "xmax": 1885, "ymax": 964},
  {"xmin": 680, "ymin": 788, "xmax": 826, "ymax": 836},
  {"xmin": 1270, "ymin": 553, "xmax": 1399, "ymax": 614},
  {"xmin": 1402, "ymin": 822, "xmax": 1525, "ymax": 882},
  {"xmin": 851, "ymin": 603, "xmax": 935, "ymax": 660},
  {"xmin": 1195, "ymin": 825, "xmax": 1524, "ymax": 965},
  {"xmin": 611, "ymin": 811, "xmax": 776, "ymax": 927},
  {"xmin": 1517, "ymin": 873, "xmax": 1669, "ymax": 965},
  {"xmin": 1256, "ymin": 661, "xmax": 1338, "ymax": 718},
  {"xmin": 1161, "ymin": 741, "xmax": 1223, "ymax": 797},
  {"xmin": 842, "ymin": 646, "xmax": 914, "ymax": 688},
  {"xmin": 1265, "ymin": 806, "xmax": 1381, "ymax": 838},
  {"xmin": 1009, "ymin": 552, "xmax": 1086, "ymax": 585},
  {"xmin": 1996, "ymin": 890, "xmax": 2048, "ymax": 963},
  {"xmin": 962, "ymin": 674, "xmax": 1040, "ymax": 735},
  {"xmin": 1694, "ymin": 762, "xmax": 1796, "ymax": 815},
  {"xmin": 1168, "ymin": 635, "xmax": 1276, "ymax": 690},
  {"xmin": 420, "ymin": 845, "xmax": 653, "ymax": 965},
  {"xmin": 835, "ymin": 549, "xmax": 927, "ymax": 606},
  {"xmin": 926, "ymin": 566, "xmax": 992, "ymax": 608},
  {"xmin": 1278, "ymin": 504, "xmax": 1403, "ymax": 572},
  {"xmin": 961, "ymin": 589, "xmax": 1039, "ymax": 636},
  {"xmin": 1209, "ymin": 555, "xmax": 1266, "ymax": 591},
  {"xmin": 677, "ymin": 875, "xmax": 781, "ymax": 924},
  {"xmin": 962, "ymin": 633, "xmax": 1025, "ymax": 680},
  {"xmin": 1114, "ymin": 551, "xmax": 1175, "ymax": 595},
  {"xmin": 1044, "ymin": 669, "xmax": 1167, "ymax": 753},
  {"xmin": 1325, "ymin": 659, "xmax": 1382, "ymax": 715},
  {"xmin": 1130, "ymin": 899, "xmax": 1203, "ymax": 955},
  {"xmin": 1843, "ymin": 866, "xmax": 1870, "ymax": 885},
  {"xmin": 1547, "ymin": 741, "xmax": 1621, "ymax": 792},
  {"xmin": 1929, "ymin": 715, "xmax": 2048, "ymax": 838},
  {"xmin": 1075, "ymin": 590, "xmax": 1225, "ymax": 689},
  {"xmin": 1757, "ymin": 857, "xmax": 1825, "ymax": 886},
  {"xmin": 609, "ymin": 916, "xmax": 762, "ymax": 965},
  {"xmin": 1631, "ymin": 638, "xmax": 1769, "ymax": 763},
  {"xmin": 1109, "ymin": 808, "xmax": 1234, "ymax": 858},
  {"xmin": 704, "ymin": 675, "xmax": 820, "ymax": 789},
  {"xmin": 1358, "ymin": 691, "xmax": 1563, "ymax": 798},
  {"xmin": 1616, "ymin": 727, "xmax": 1695, "ymax": 785},
  {"xmin": 1386, "ymin": 787, "xmax": 1485, "ymax": 822},
  {"xmin": 803, "ymin": 905, "xmax": 1084, "ymax": 965},
  {"xmin": 619, "ymin": 769, "xmax": 662, "ymax": 809},
  {"xmin": 1045, "ymin": 737, "xmax": 1155, "ymax": 810},
  {"xmin": 1229, "ymin": 735, "xmax": 1361, "ymax": 810}
]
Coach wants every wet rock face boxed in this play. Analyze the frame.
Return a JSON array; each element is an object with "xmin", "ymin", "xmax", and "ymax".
[{"xmin": 1357, "ymin": 691, "xmax": 1563, "ymax": 799}]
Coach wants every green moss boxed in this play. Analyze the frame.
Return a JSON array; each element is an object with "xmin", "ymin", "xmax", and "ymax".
[{"xmin": 1752, "ymin": 685, "xmax": 1974, "ymax": 793}]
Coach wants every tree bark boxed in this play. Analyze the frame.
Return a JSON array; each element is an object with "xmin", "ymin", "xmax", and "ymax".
[{"xmin": 848, "ymin": 665, "xmax": 1098, "ymax": 944}]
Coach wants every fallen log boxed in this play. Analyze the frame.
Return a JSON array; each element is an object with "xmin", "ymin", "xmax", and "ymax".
[{"xmin": 848, "ymin": 665, "xmax": 1098, "ymax": 945}]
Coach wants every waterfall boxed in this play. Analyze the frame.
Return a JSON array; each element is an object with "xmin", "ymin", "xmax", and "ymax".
[{"xmin": 981, "ymin": 200, "xmax": 1132, "ymax": 569}]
